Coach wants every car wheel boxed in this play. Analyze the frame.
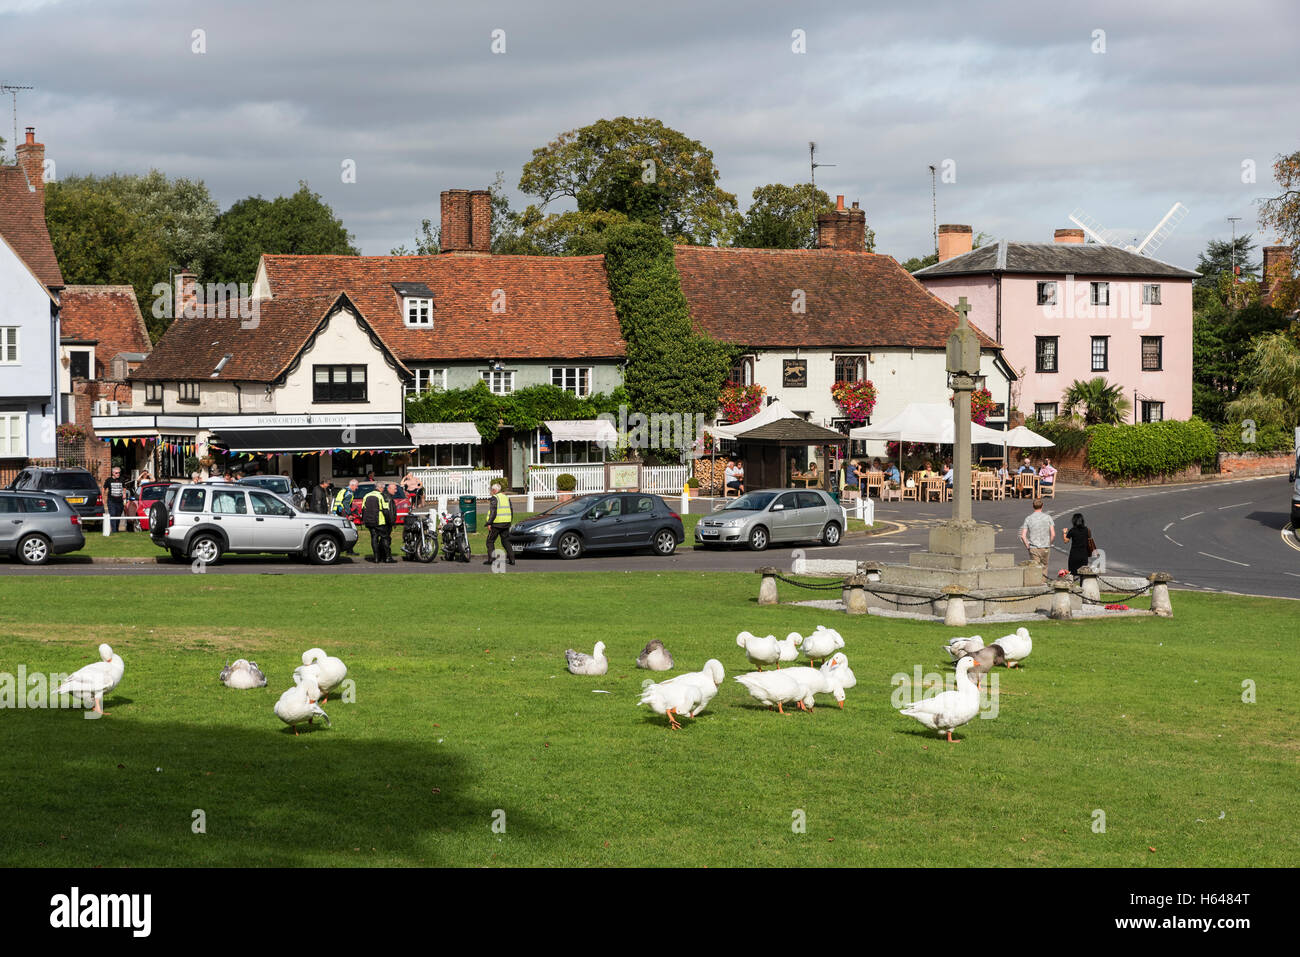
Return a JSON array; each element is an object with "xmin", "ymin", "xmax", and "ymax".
[
  {"xmin": 557, "ymin": 531, "xmax": 584, "ymax": 560},
  {"xmin": 189, "ymin": 534, "xmax": 222, "ymax": 566},
  {"xmin": 307, "ymin": 533, "xmax": 340, "ymax": 565},
  {"xmin": 821, "ymin": 521, "xmax": 842, "ymax": 546},
  {"xmin": 17, "ymin": 533, "xmax": 51, "ymax": 565},
  {"xmin": 652, "ymin": 528, "xmax": 677, "ymax": 556},
  {"xmin": 747, "ymin": 526, "xmax": 769, "ymax": 552}
]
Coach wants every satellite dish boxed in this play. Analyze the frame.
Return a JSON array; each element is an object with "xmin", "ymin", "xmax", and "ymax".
[{"xmin": 1067, "ymin": 203, "xmax": 1188, "ymax": 257}]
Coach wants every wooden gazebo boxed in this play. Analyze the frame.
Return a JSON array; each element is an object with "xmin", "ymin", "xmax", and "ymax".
[{"xmin": 732, "ymin": 418, "xmax": 848, "ymax": 489}]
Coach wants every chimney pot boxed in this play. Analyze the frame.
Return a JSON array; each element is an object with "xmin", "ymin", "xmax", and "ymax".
[
  {"xmin": 25, "ymin": 127, "xmax": 35, "ymax": 145},
  {"xmin": 816, "ymin": 198, "xmax": 866, "ymax": 252},
  {"xmin": 15, "ymin": 127, "xmax": 45, "ymax": 199},
  {"xmin": 1054, "ymin": 228, "xmax": 1085, "ymax": 244},
  {"xmin": 851, "ymin": 200, "xmax": 859, "ymax": 209},
  {"xmin": 937, "ymin": 224, "xmax": 973, "ymax": 262},
  {"xmin": 836, "ymin": 195, "xmax": 845, "ymax": 210}
]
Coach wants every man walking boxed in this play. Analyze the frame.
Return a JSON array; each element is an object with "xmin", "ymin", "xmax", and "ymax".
[
  {"xmin": 361, "ymin": 483, "xmax": 391, "ymax": 563},
  {"xmin": 483, "ymin": 480, "xmax": 515, "ymax": 566},
  {"xmin": 381, "ymin": 482, "xmax": 399, "ymax": 563},
  {"xmin": 1019, "ymin": 497, "xmax": 1056, "ymax": 574},
  {"xmin": 333, "ymin": 478, "xmax": 360, "ymax": 554},
  {"xmin": 103, "ymin": 466, "xmax": 126, "ymax": 532},
  {"xmin": 310, "ymin": 478, "xmax": 332, "ymax": 514}
]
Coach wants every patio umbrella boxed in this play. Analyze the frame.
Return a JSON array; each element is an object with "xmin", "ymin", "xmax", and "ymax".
[
  {"xmin": 1002, "ymin": 425, "xmax": 1055, "ymax": 448},
  {"xmin": 850, "ymin": 402, "xmax": 1004, "ymax": 481}
]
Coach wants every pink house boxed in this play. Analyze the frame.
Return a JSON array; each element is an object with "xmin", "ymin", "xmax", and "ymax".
[{"xmin": 914, "ymin": 225, "xmax": 1197, "ymax": 423}]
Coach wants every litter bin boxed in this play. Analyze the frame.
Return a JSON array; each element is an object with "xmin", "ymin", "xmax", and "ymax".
[{"xmin": 458, "ymin": 494, "xmax": 478, "ymax": 533}]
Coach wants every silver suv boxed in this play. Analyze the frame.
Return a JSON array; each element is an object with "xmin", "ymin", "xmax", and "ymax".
[{"xmin": 159, "ymin": 482, "xmax": 358, "ymax": 565}]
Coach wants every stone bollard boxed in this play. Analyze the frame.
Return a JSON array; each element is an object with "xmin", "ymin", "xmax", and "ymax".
[
  {"xmin": 860, "ymin": 561, "xmax": 883, "ymax": 583},
  {"xmin": 941, "ymin": 585, "xmax": 967, "ymax": 627},
  {"xmin": 1049, "ymin": 580, "xmax": 1073, "ymax": 620},
  {"xmin": 844, "ymin": 573, "xmax": 868, "ymax": 615},
  {"xmin": 1149, "ymin": 571, "xmax": 1173, "ymax": 618},
  {"xmin": 757, "ymin": 566, "xmax": 780, "ymax": 606},
  {"xmin": 1077, "ymin": 567, "xmax": 1101, "ymax": 604}
]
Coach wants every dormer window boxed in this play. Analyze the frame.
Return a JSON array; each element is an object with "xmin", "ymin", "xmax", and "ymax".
[{"xmin": 393, "ymin": 282, "xmax": 435, "ymax": 328}]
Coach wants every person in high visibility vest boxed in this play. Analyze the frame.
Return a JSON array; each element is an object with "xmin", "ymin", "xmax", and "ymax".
[
  {"xmin": 333, "ymin": 479, "xmax": 360, "ymax": 554},
  {"xmin": 484, "ymin": 480, "xmax": 515, "ymax": 566},
  {"xmin": 361, "ymin": 485, "xmax": 394, "ymax": 563}
]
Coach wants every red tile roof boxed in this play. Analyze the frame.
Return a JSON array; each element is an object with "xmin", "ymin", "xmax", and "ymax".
[
  {"xmin": 673, "ymin": 246, "xmax": 1000, "ymax": 350},
  {"xmin": 60, "ymin": 286, "xmax": 151, "ymax": 378},
  {"xmin": 0, "ymin": 165, "xmax": 63, "ymax": 288},
  {"xmin": 259, "ymin": 253, "xmax": 626, "ymax": 361},
  {"xmin": 133, "ymin": 293, "xmax": 410, "ymax": 383}
]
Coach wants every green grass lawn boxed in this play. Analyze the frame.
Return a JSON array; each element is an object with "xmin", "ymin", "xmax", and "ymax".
[{"xmin": 1, "ymin": 574, "xmax": 1293, "ymax": 867}]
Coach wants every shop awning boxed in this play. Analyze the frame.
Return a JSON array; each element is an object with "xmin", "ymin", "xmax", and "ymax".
[
  {"xmin": 209, "ymin": 427, "xmax": 416, "ymax": 454},
  {"xmin": 544, "ymin": 419, "xmax": 618, "ymax": 444},
  {"xmin": 408, "ymin": 422, "xmax": 482, "ymax": 446}
]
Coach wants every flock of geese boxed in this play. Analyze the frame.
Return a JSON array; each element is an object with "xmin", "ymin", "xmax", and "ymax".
[
  {"xmin": 564, "ymin": 625, "xmax": 1034, "ymax": 741},
  {"xmin": 52, "ymin": 645, "xmax": 348, "ymax": 735}
]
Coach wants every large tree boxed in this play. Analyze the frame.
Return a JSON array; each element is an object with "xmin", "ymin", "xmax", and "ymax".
[
  {"xmin": 517, "ymin": 117, "xmax": 737, "ymax": 248},
  {"xmin": 732, "ymin": 182, "xmax": 878, "ymax": 251},
  {"xmin": 1195, "ymin": 234, "xmax": 1259, "ymax": 289},
  {"xmin": 211, "ymin": 181, "xmax": 356, "ymax": 284},
  {"xmin": 1226, "ymin": 330, "xmax": 1300, "ymax": 429}
]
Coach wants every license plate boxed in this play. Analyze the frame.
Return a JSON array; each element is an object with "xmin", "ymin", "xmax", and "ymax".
[
  {"xmin": 701, "ymin": 531, "xmax": 718, "ymax": 538},
  {"xmin": 67, "ymin": 497, "xmax": 86, "ymax": 504}
]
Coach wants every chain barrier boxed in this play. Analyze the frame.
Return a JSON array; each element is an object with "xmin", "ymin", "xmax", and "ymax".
[{"xmin": 772, "ymin": 574, "xmax": 848, "ymax": 591}]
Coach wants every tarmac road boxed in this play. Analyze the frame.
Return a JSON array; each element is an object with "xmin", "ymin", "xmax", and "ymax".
[{"xmin": 3, "ymin": 475, "xmax": 1297, "ymax": 600}]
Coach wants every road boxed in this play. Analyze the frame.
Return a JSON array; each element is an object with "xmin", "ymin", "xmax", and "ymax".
[{"xmin": 4, "ymin": 476, "xmax": 1297, "ymax": 599}]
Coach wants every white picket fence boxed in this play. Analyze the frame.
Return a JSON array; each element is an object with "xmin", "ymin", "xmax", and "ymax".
[
  {"xmin": 642, "ymin": 465, "xmax": 689, "ymax": 493},
  {"xmin": 407, "ymin": 468, "xmax": 504, "ymax": 499},
  {"xmin": 525, "ymin": 464, "xmax": 688, "ymax": 496}
]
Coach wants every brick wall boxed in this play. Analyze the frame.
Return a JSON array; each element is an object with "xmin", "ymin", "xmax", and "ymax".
[
  {"xmin": 1217, "ymin": 451, "xmax": 1294, "ymax": 478},
  {"xmin": 74, "ymin": 379, "xmax": 112, "ymax": 478},
  {"xmin": 440, "ymin": 189, "xmax": 491, "ymax": 254},
  {"xmin": 1024, "ymin": 446, "xmax": 1294, "ymax": 487}
]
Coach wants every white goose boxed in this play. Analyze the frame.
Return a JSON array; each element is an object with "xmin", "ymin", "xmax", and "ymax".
[
  {"xmin": 55, "ymin": 643, "xmax": 124, "ymax": 715},
  {"xmin": 638, "ymin": 659, "xmax": 725, "ymax": 730},
  {"xmin": 274, "ymin": 674, "xmax": 330, "ymax": 735},
  {"xmin": 219, "ymin": 659, "xmax": 267, "ymax": 690},
  {"xmin": 944, "ymin": 635, "xmax": 984, "ymax": 661},
  {"xmin": 822, "ymin": 652, "xmax": 857, "ymax": 689},
  {"xmin": 898, "ymin": 655, "xmax": 982, "ymax": 742},
  {"xmin": 294, "ymin": 648, "xmax": 348, "ymax": 702},
  {"xmin": 994, "ymin": 628, "xmax": 1032, "ymax": 668},
  {"xmin": 800, "ymin": 626, "xmax": 844, "ymax": 666},
  {"xmin": 776, "ymin": 663, "xmax": 848, "ymax": 710},
  {"xmin": 776, "ymin": 632, "xmax": 803, "ymax": 664},
  {"xmin": 566, "ymin": 641, "xmax": 608, "ymax": 676},
  {"xmin": 736, "ymin": 631, "xmax": 782, "ymax": 670},
  {"xmin": 636, "ymin": 640, "xmax": 674, "ymax": 672},
  {"xmin": 734, "ymin": 670, "xmax": 811, "ymax": 715}
]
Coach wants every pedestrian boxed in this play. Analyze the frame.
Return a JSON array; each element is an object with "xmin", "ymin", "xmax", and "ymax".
[
  {"xmin": 190, "ymin": 471, "xmax": 201, "ymax": 484},
  {"xmin": 333, "ymin": 478, "xmax": 360, "ymax": 554},
  {"xmin": 1063, "ymin": 512, "xmax": 1094, "ymax": 575},
  {"xmin": 401, "ymin": 469, "xmax": 424, "ymax": 509},
  {"xmin": 361, "ymin": 483, "xmax": 392, "ymax": 563},
  {"xmin": 1018, "ymin": 497, "xmax": 1056, "ymax": 573},
  {"xmin": 310, "ymin": 478, "xmax": 331, "ymax": 514},
  {"xmin": 366, "ymin": 470, "xmax": 376, "ymax": 484},
  {"xmin": 483, "ymin": 479, "xmax": 515, "ymax": 566},
  {"xmin": 223, "ymin": 470, "xmax": 235, "ymax": 482},
  {"xmin": 103, "ymin": 466, "xmax": 126, "ymax": 532},
  {"xmin": 382, "ymin": 482, "xmax": 400, "ymax": 563}
]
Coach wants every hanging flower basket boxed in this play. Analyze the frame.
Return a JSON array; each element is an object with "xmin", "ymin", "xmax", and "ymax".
[
  {"xmin": 951, "ymin": 388, "xmax": 996, "ymax": 426},
  {"xmin": 830, "ymin": 380, "xmax": 877, "ymax": 424},
  {"xmin": 717, "ymin": 384, "xmax": 765, "ymax": 423}
]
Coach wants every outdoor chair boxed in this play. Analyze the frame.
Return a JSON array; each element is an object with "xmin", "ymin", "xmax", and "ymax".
[
  {"xmin": 1039, "ymin": 479, "xmax": 1056, "ymax": 500},
  {"xmin": 1014, "ymin": 473, "xmax": 1037, "ymax": 498}
]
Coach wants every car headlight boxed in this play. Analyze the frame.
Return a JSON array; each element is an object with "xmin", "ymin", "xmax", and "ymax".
[
  {"xmin": 532, "ymin": 521, "xmax": 561, "ymax": 535},
  {"xmin": 723, "ymin": 518, "xmax": 745, "ymax": 527}
]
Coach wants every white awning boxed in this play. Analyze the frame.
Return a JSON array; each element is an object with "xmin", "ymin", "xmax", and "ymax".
[
  {"xmin": 851, "ymin": 402, "xmax": 1006, "ymax": 445},
  {"xmin": 408, "ymin": 422, "xmax": 481, "ymax": 446},
  {"xmin": 709, "ymin": 398, "xmax": 800, "ymax": 440},
  {"xmin": 544, "ymin": 419, "xmax": 619, "ymax": 444}
]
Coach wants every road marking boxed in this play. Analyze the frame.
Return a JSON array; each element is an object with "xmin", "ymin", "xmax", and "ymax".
[
  {"xmin": 1285, "ymin": 572, "xmax": 1300, "ymax": 579},
  {"xmin": 1162, "ymin": 522, "xmax": 1173, "ymax": 531},
  {"xmin": 1163, "ymin": 533, "xmax": 1182, "ymax": 547},
  {"xmin": 1180, "ymin": 511, "xmax": 1203, "ymax": 520},
  {"xmin": 1282, "ymin": 524, "xmax": 1300, "ymax": 554},
  {"xmin": 1217, "ymin": 502, "xmax": 1252, "ymax": 510},
  {"xmin": 1197, "ymin": 551, "xmax": 1250, "ymax": 567}
]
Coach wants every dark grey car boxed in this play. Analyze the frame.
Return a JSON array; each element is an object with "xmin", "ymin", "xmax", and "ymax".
[
  {"xmin": 695, "ymin": 488, "xmax": 845, "ymax": 551},
  {"xmin": 0, "ymin": 490, "xmax": 86, "ymax": 564},
  {"xmin": 6, "ymin": 466, "xmax": 104, "ymax": 518},
  {"xmin": 509, "ymin": 492, "xmax": 684, "ymax": 559}
]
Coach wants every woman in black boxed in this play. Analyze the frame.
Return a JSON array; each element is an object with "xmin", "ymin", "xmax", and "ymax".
[{"xmin": 1063, "ymin": 512, "xmax": 1092, "ymax": 575}]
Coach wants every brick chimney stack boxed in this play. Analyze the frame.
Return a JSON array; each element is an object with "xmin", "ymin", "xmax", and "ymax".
[
  {"xmin": 815, "ymin": 195, "xmax": 867, "ymax": 252},
  {"xmin": 1054, "ymin": 228, "xmax": 1085, "ymax": 244},
  {"xmin": 440, "ymin": 189, "xmax": 492, "ymax": 255},
  {"xmin": 15, "ymin": 127, "xmax": 45, "ymax": 201},
  {"xmin": 175, "ymin": 271, "xmax": 199, "ymax": 319},
  {"xmin": 1261, "ymin": 244, "xmax": 1292, "ymax": 304},
  {"xmin": 937, "ymin": 224, "xmax": 973, "ymax": 262}
]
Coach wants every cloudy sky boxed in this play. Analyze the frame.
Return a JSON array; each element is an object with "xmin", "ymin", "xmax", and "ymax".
[{"xmin": 4, "ymin": 0, "xmax": 1297, "ymax": 270}]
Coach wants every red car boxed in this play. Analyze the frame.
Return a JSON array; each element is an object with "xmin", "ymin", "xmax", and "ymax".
[
  {"xmin": 347, "ymin": 483, "xmax": 411, "ymax": 526},
  {"xmin": 137, "ymin": 481, "xmax": 181, "ymax": 532}
]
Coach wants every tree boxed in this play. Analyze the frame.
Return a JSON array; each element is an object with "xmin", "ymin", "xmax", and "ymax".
[
  {"xmin": 734, "ymin": 183, "xmax": 831, "ymax": 249},
  {"xmin": 211, "ymin": 181, "xmax": 356, "ymax": 284},
  {"xmin": 1259, "ymin": 150, "xmax": 1300, "ymax": 262},
  {"xmin": 1195, "ymin": 234, "xmax": 1259, "ymax": 289},
  {"xmin": 900, "ymin": 251, "xmax": 939, "ymax": 272},
  {"xmin": 1192, "ymin": 294, "xmax": 1290, "ymax": 422},
  {"xmin": 1226, "ymin": 330, "xmax": 1300, "ymax": 429},
  {"xmin": 1061, "ymin": 377, "xmax": 1132, "ymax": 425},
  {"xmin": 518, "ymin": 117, "xmax": 737, "ymax": 247}
]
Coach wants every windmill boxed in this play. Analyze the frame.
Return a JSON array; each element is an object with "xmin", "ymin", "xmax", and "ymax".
[{"xmin": 1067, "ymin": 202, "xmax": 1188, "ymax": 257}]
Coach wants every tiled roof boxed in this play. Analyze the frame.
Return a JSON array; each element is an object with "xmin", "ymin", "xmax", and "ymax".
[
  {"xmin": 259, "ymin": 254, "xmax": 626, "ymax": 361},
  {"xmin": 913, "ymin": 241, "xmax": 1199, "ymax": 279},
  {"xmin": 674, "ymin": 246, "xmax": 1000, "ymax": 349},
  {"xmin": 132, "ymin": 293, "xmax": 409, "ymax": 383},
  {"xmin": 59, "ymin": 286, "xmax": 151, "ymax": 378},
  {"xmin": 0, "ymin": 165, "xmax": 63, "ymax": 288}
]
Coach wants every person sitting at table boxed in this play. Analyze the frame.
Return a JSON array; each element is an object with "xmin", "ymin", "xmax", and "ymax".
[
  {"xmin": 870, "ymin": 458, "xmax": 883, "ymax": 473},
  {"xmin": 995, "ymin": 463, "xmax": 1010, "ymax": 482},
  {"xmin": 1017, "ymin": 458, "xmax": 1037, "ymax": 475},
  {"xmin": 849, "ymin": 459, "xmax": 867, "ymax": 490},
  {"xmin": 805, "ymin": 461, "xmax": 819, "ymax": 485},
  {"xmin": 726, "ymin": 457, "xmax": 745, "ymax": 493},
  {"xmin": 1038, "ymin": 458, "xmax": 1057, "ymax": 487},
  {"xmin": 918, "ymin": 461, "xmax": 934, "ymax": 480},
  {"xmin": 941, "ymin": 461, "xmax": 954, "ymax": 489},
  {"xmin": 885, "ymin": 462, "xmax": 901, "ymax": 485}
]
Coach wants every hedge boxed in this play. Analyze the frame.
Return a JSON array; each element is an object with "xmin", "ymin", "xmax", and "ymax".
[
  {"xmin": 1024, "ymin": 418, "xmax": 1089, "ymax": 455},
  {"xmin": 1216, "ymin": 421, "xmax": 1296, "ymax": 455},
  {"xmin": 406, "ymin": 382, "xmax": 627, "ymax": 442},
  {"xmin": 1085, "ymin": 418, "xmax": 1217, "ymax": 479}
]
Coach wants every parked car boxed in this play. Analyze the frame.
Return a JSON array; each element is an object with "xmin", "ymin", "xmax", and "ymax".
[
  {"xmin": 1290, "ymin": 449, "xmax": 1300, "ymax": 529},
  {"xmin": 0, "ymin": 490, "xmax": 86, "ymax": 564},
  {"xmin": 347, "ymin": 483, "xmax": 410, "ymax": 526},
  {"xmin": 6, "ymin": 466, "xmax": 104, "ymax": 518},
  {"xmin": 136, "ymin": 481, "xmax": 181, "ymax": 532},
  {"xmin": 239, "ymin": 474, "xmax": 305, "ymax": 508},
  {"xmin": 509, "ymin": 492, "xmax": 684, "ymax": 559},
  {"xmin": 156, "ymin": 482, "xmax": 358, "ymax": 565},
  {"xmin": 694, "ymin": 488, "xmax": 845, "ymax": 551}
]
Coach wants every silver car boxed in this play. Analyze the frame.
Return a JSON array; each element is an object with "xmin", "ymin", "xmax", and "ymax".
[
  {"xmin": 159, "ymin": 482, "xmax": 358, "ymax": 565},
  {"xmin": 0, "ymin": 490, "xmax": 86, "ymax": 564},
  {"xmin": 694, "ymin": 488, "xmax": 845, "ymax": 551}
]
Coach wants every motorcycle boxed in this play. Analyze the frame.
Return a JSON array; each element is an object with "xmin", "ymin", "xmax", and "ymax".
[
  {"xmin": 401, "ymin": 512, "xmax": 438, "ymax": 563},
  {"xmin": 440, "ymin": 512, "xmax": 472, "ymax": 563}
]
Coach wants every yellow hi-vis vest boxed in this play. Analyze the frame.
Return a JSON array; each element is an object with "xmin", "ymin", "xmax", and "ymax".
[
  {"xmin": 363, "ymin": 489, "xmax": 388, "ymax": 525},
  {"xmin": 493, "ymin": 491, "xmax": 512, "ymax": 524}
]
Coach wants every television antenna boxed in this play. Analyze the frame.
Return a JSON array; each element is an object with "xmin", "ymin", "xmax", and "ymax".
[
  {"xmin": 1, "ymin": 84, "xmax": 34, "ymax": 160},
  {"xmin": 929, "ymin": 164, "xmax": 938, "ymax": 255},
  {"xmin": 1067, "ymin": 202, "xmax": 1188, "ymax": 257},
  {"xmin": 809, "ymin": 141, "xmax": 835, "ymax": 188}
]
